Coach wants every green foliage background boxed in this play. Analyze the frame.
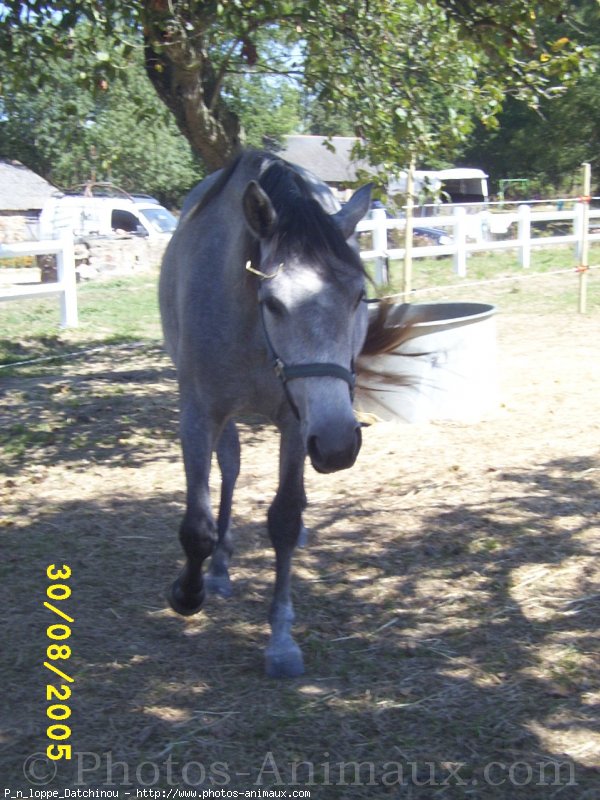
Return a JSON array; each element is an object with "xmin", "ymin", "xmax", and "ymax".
[
  {"xmin": 0, "ymin": 1, "xmax": 598, "ymax": 199},
  {"xmin": 0, "ymin": 36, "xmax": 202, "ymax": 206}
]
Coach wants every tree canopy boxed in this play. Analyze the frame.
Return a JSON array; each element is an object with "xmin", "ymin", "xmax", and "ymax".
[
  {"xmin": 0, "ymin": 1, "xmax": 594, "ymax": 176},
  {"xmin": 459, "ymin": 0, "xmax": 600, "ymax": 194},
  {"xmin": 0, "ymin": 25, "xmax": 303, "ymax": 203},
  {"xmin": 0, "ymin": 32, "xmax": 202, "ymax": 205}
]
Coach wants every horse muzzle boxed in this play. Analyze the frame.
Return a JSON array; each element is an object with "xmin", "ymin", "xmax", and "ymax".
[{"xmin": 307, "ymin": 421, "xmax": 362, "ymax": 474}]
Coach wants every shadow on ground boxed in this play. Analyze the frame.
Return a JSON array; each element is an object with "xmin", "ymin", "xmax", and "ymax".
[
  {"xmin": 1, "ymin": 448, "xmax": 598, "ymax": 798},
  {"xmin": 0, "ymin": 344, "xmax": 179, "ymax": 475}
]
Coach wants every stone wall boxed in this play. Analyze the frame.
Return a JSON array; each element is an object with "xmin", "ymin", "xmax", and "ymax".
[
  {"xmin": 76, "ymin": 235, "xmax": 169, "ymax": 279},
  {"xmin": 1, "ymin": 214, "xmax": 169, "ymax": 281},
  {"xmin": 0, "ymin": 212, "xmax": 38, "ymax": 243}
]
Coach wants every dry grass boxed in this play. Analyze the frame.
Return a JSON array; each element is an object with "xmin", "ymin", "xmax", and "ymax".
[{"xmin": 1, "ymin": 272, "xmax": 599, "ymax": 797}]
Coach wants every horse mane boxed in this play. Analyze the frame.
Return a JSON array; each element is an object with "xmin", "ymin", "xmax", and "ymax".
[
  {"xmin": 257, "ymin": 157, "xmax": 366, "ymax": 278},
  {"xmin": 253, "ymin": 154, "xmax": 417, "ymax": 355}
]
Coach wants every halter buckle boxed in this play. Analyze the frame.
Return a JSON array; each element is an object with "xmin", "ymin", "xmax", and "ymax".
[{"xmin": 273, "ymin": 358, "xmax": 286, "ymax": 380}]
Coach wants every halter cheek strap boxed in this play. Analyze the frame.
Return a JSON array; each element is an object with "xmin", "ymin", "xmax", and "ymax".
[{"xmin": 258, "ymin": 302, "xmax": 356, "ymax": 420}]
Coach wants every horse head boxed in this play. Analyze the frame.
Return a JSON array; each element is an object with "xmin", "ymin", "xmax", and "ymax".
[{"xmin": 242, "ymin": 165, "xmax": 372, "ymax": 474}]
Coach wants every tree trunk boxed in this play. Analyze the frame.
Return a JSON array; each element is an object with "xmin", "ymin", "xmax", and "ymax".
[{"xmin": 143, "ymin": 10, "xmax": 242, "ymax": 172}]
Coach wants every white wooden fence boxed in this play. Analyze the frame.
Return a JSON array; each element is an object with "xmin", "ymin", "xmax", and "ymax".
[
  {"xmin": 1, "ymin": 199, "xmax": 597, "ymax": 327},
  {"xmin": 357, "ymin": 200, "xmax": 600, "ymax": 284},
  {"xmin": 0, "ymin": 236, "xmax": 78, "ymax": 327}
]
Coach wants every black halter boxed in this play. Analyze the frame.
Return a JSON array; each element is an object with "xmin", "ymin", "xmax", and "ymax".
[{"xmin": 258, "ymin": 300, "xmax": 356, "ymax": 421}]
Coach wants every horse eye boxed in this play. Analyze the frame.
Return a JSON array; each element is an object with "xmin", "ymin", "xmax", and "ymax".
[{"xmin": 264, "ymin": 296, "xmax": 285, "ymax": 317}]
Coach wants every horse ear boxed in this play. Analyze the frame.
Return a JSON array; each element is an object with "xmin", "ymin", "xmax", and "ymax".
[
  {"xmin": 242, "ymin": 181, "xmax": 277, "ymax": 239},
  {"xmin": 332, "ymin": 184, "xmax": 373, "ymax": 239}
]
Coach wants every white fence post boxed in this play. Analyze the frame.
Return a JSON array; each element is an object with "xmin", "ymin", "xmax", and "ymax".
[
  {"xmin": 0, "ymin": 236, "xmax": 78, "ymax": 328},
  {"xmin": 453, "ymin": 207, "xmax": 467, "ymax": 277},
  {"xmin": 371, "ymin": 207, "xmax": 388, "ymax": 285},
  {"xmin": 57, "ymin": 234, "xmax": 78, "ymax": 327},
  {"xmin": 518, "ymin": 204, "xmax": 531, "ymax": 268}
]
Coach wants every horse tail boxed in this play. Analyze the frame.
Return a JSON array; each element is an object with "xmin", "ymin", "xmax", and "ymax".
[{"xmin": 360, "ymin": 300, "xmax": 415, "ymax": 356}]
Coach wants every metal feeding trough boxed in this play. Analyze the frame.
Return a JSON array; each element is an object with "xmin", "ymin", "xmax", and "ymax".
[{"xmin": 355, "ymin": 301, "xmax": 498, "ymax": 423}]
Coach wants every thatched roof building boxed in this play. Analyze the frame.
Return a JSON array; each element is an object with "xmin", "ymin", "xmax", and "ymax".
[
  {"xmin": 0, "ymin": 159, "xmax": 57, "ymax": 212},
  {"xmin": 0, "ymin": 160, "xmax": 58, "ymax": 242}
]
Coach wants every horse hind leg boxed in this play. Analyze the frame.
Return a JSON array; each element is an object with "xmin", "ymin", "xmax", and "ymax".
[{"xmin": 205, "ymin": 420, "xmax": 240, "ymax": 598}]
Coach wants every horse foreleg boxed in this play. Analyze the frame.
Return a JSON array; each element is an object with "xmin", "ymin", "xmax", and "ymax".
[
  {"xmin": 205, "ymin": 419, "xmax": 240, "ymax": 598},
  {"xmin": 168, "ymin": 394, "xmax": 216, "ymax": 616},
  {"xmin": 265, "ymin": 427, "xmax": 306, "ymax": 678}
]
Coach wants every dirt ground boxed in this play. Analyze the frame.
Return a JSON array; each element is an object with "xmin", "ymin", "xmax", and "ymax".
[{"xmin": 1, "ymin": 287, "xmax": 599, "ymax": 797}]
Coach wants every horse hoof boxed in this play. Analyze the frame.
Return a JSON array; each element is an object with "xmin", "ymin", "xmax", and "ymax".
[
  {"xmin": 265, "ymin": 647, "xmax": 305, "ymax": 679},
  {"xmin": 167, "ymin": 580, "xmax": 205, "ymax": 616},
  {"xmin": 205, "ymin": 573, "xmax": 233, "ymax": 598}
]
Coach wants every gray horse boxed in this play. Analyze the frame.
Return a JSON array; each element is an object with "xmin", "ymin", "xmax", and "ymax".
[{"xmin": 160, "ymin": 150, "xmax": 404, "ymax": 678}]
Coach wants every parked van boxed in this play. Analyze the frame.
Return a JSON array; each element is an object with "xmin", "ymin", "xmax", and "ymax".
[
  {"xmin": 389, "ymin": 168, "xmax": 489, "ymax": 208},
  {"xmin": 39, "ymin": 192, "xmax": 178, "ymax": 241}
]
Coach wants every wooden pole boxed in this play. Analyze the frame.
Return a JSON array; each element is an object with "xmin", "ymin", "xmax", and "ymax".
[
  {"xmin": 402, "ymin": 155, "xmax": 415, "ymax": 301},
  {"xmin": 578, "ymin": 162, "xmax": 591, "ymax": 314}
]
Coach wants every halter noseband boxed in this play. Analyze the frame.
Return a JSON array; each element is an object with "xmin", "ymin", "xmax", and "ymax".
[{"xmin": 248, "ymin": 261, "xmax": 356, "ymax": 420}]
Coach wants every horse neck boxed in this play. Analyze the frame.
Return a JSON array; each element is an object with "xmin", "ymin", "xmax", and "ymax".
[{"xmin": 220, "ymin": 154, "xmax": 269, "ymax": 299}]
